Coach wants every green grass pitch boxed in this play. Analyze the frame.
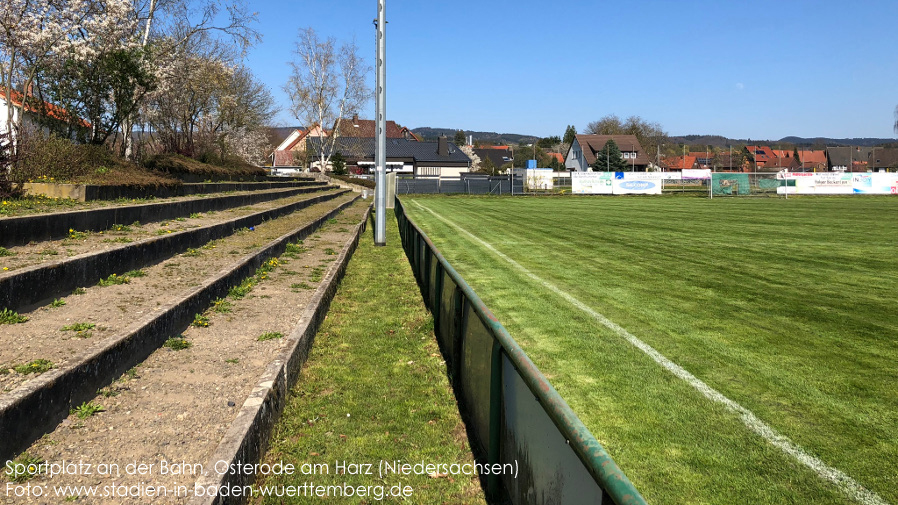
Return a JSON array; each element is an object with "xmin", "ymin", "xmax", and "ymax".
[{"xmin": 401, "ymin": 195, "xmax": 898, "ymax": 505}]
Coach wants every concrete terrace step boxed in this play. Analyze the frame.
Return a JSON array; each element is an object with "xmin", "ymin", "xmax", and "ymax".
[
  {"xmin": 0, "ymin": 196, "xmax": 364, "ymax": 464},
  {"xmin": 1, "ymin": 184, "xmax": 332, "ymax": 247},
  {"xmin": 23, "ymin": 180, "xmax": 320, "ymax": 202},
  {"xmin": 0, "ymin": 189, "xmax": 350, "ymax": 312}
]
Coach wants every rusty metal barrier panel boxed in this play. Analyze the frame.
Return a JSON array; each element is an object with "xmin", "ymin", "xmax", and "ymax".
[{"xmin": 394, "ymin": 197, "xmax": 647, "ymax": 505}]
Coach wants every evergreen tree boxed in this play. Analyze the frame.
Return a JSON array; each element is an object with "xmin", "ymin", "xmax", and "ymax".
[
  {"xmin": 330, "ymin": 151, "xmax": 346, "ymax": 175},
  {"xmin": 563, "ymin": 125, "xmax": 577, "ymax": 144},
  {"xmin": 454, "ymin": 130, "xmax": 466, "ymax": 145},
  {"xmin": 479, "ymin": 156, "xmax": 497, "ymax": 175},
  {"xmin": 537, "ymin": 136, "xmax": 560, "ymax": 148},
  {"xmin": 592, "ymin": 140, "xmax": 628, "ymax": 171}
]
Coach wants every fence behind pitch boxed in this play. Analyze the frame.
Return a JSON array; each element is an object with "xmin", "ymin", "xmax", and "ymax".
[
  {"xmin": 393, "ymin": 171, "xmax": 792, "ymax": 197},
  {"xmin": 711, "ymin": 172, "xmax": 788, "ymax": 196},
  {"xmin": 395, "ymin": 174, "xmax": 524, "ymax": 195}
]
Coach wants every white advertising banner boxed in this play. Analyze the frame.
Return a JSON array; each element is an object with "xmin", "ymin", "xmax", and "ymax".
[
  {"xmin": 853, "ymin": 173, "xmax": 898, "ymax": 194},
  {"xmin": 681, "ymin": 169, "xmax": 712, "ymax": 180},
  {"xmin": 618, "ymin": 171, "xmax": 684, "ymax": 181},
  {"xmin": 612, "ymin": 176, "xmax": 663, "ymax": 195},
  {"xmin": 809, "ymin": 173, "xmax": 853, "ymax": 194},
  {"xmin": 618, "ymin": 171, "xmax": 657, "ymax": 181},
  {"xmin": 778, "ymin": 172, "xmax": 898, "ymax": 195},
  {"xmin": 525, "ymin": 169, "xmax": 553, "ymax": 191},
  {"xmin": 571, "ymin": 172, "xmax": 613, "ymax": 194}
]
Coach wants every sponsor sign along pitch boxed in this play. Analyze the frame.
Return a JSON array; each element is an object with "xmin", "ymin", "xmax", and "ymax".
[{"xmin": 778, "ymin": 172, "xmax": 898, "ymax": 195}]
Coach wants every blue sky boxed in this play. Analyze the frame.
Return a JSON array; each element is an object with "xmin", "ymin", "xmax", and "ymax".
[{"xmin": 244, "ymin": 0, "xmax": 898, "ymax": 140}]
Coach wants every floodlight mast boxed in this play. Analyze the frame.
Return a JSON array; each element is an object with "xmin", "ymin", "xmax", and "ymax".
[{"xmin": 374, "ymin": 0, "xmax": 387, "ymax": 246}]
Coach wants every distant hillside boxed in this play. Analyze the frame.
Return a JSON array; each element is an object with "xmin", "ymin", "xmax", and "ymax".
[
  {"xmin": 778, "ymin": 136, "xmax": 897, "ymax": 147},
  {"xmin": 669, "ymin": 135, "xmax": 733, "ymax": 148},
  {"xmin": 412, "ymin": 127, "xmax": 538, "ymax": 145},
  {"xmin": 672, "ymin": 134, "xmax": 898, "ymax": 148}
]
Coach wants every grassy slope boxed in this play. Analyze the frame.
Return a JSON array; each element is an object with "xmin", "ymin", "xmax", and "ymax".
[
  {"xmin": 256, "ymin": 212, "xmax": 485, "ymax": 504},
  {"xmin": 403, "ymin": 195, "xmax": 898, "ymax": 505}
]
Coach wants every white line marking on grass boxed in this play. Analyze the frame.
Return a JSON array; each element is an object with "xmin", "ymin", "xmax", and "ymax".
[{"xmin": 411, "ymin": 200, "xmax": 889, "ymax": 505}]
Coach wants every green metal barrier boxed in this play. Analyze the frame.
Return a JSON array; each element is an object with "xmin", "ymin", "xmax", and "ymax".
[
  {"xmin": 394, "ymin": 197, "xmax": 647, "ymax": 505},
  {"xmin": 712, "ymin": 173, "xmax": 793, "ymax": 195}
]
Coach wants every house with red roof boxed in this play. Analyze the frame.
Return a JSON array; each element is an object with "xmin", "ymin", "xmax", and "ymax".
[
  {"xmin": 797, "ymin": 150, "xmax": 827, "ymax": 170},
  {"xmin": 270, "ymin": 115, "xmax": 419, "ymax": 168},
  {"xmin": 662, "ymin": 155, "xmax": 697, "ymax": 171},
  {"xmin": 744, "ymin": 145, "xmax": 775, "ymax": 168},
  {"xmin": 769, "ymin": 149, "xmax": 827, "ymax": 171},
  {"xmin": 764, "ymin": 155, "xmax": 801, "ymax": 170},
  {"xmin": 1, "ymin": 88, "xmax": 90, "ymax": 142},
  {"xmin": 688, "ymin": 152, "xmax": 715, "ymax": 168},
  {"xmin": 270, "ymin": 124, "xmax": 326, "ymax": 167},
  {"xmin": 332, "ymin": 114, "xmax": 420, "ymax": 141}
]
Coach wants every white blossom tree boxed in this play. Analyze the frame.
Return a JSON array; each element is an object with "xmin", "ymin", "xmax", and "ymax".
[
  {"xmin": 0, "ymin": 0, "xmax": 268, "ymax": 167},
  {"xmin": 0, "ymin": 0, "xmax": 135, "ymax": 152},
  {"xmin": 31, "ymin": 1, "xmax": 147, "ymax": 144}
]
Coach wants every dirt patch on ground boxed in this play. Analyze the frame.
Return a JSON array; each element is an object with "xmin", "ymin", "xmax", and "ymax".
[{"xmin": 5, "ymin": 200, "xmax": 368, "ymax": 504}]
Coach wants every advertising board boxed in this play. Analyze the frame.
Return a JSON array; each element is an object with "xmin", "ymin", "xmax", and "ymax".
[
  {"xmin": 780, "ymin": 172, "xmax": 898, "ymax": 195},
  {"xmin": 612, "ymin": 177, "xmax": 662, "ymax": 195},
  {"xmin": 524, "ymin": 169, "xmax": 554, "ymax": 191},
  {"xmin": 681, "ymin": 169, "xmax": 712, "ymax": 180},
  {"xmin": 853, "ymin": 173, "xmax": 898, "ymax": 194},
  {"xmin": 571, "ymin": 172, "xmax": 613, "ymax": 194}
]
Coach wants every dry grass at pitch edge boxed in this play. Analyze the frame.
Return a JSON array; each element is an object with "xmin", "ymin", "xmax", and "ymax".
[
  {"xmin": 255, "ymin": 213, "xmax": 486, "ymax": 504},
  {"xmin": 404, "ymin": 195, "xmax": 898, "ymax": 505}
]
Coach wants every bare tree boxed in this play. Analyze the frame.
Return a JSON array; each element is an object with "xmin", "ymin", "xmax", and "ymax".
[
  {"xmin": 285, "ymin": 27, "xmax": 371, "ymax": 172},
  {"xmin": 584, "ymin": 114, "xmax": 668, "ymax": 162},
  {"xmin": 121, "ymin": 0, "xmax": 260, "ymax": 158},
  {"xmin": 203, "ymin": 64, "xmax": 277, "ymax": 163},
  {"xmin": 894, "ymin": 105, "xmax": 898, "ymax": 135},
  {"xmin": 585, "ymin": 114, "xmax": 624, "ymax": 135}
]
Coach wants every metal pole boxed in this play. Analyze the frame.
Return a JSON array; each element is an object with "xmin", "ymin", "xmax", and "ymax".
[
  {"xmin": 374, "ymin": 0, "xmax": 387, "ymax": 246},
  {"xmin": 780, "ymin": 169, "xmax": 788, "ymax": 199},
  {"xmin": 510, "ymin": 146, "xmax": 514, "ymax": 195}
]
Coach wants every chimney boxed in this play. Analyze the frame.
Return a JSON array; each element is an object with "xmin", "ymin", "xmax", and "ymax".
[
  {"xmin": 352, "ymin": 114, "xmax": 358, "ymax": 123},
  {"xmin": 438, "ymin": 136, "xmax": 449, "ymax": 157}
]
